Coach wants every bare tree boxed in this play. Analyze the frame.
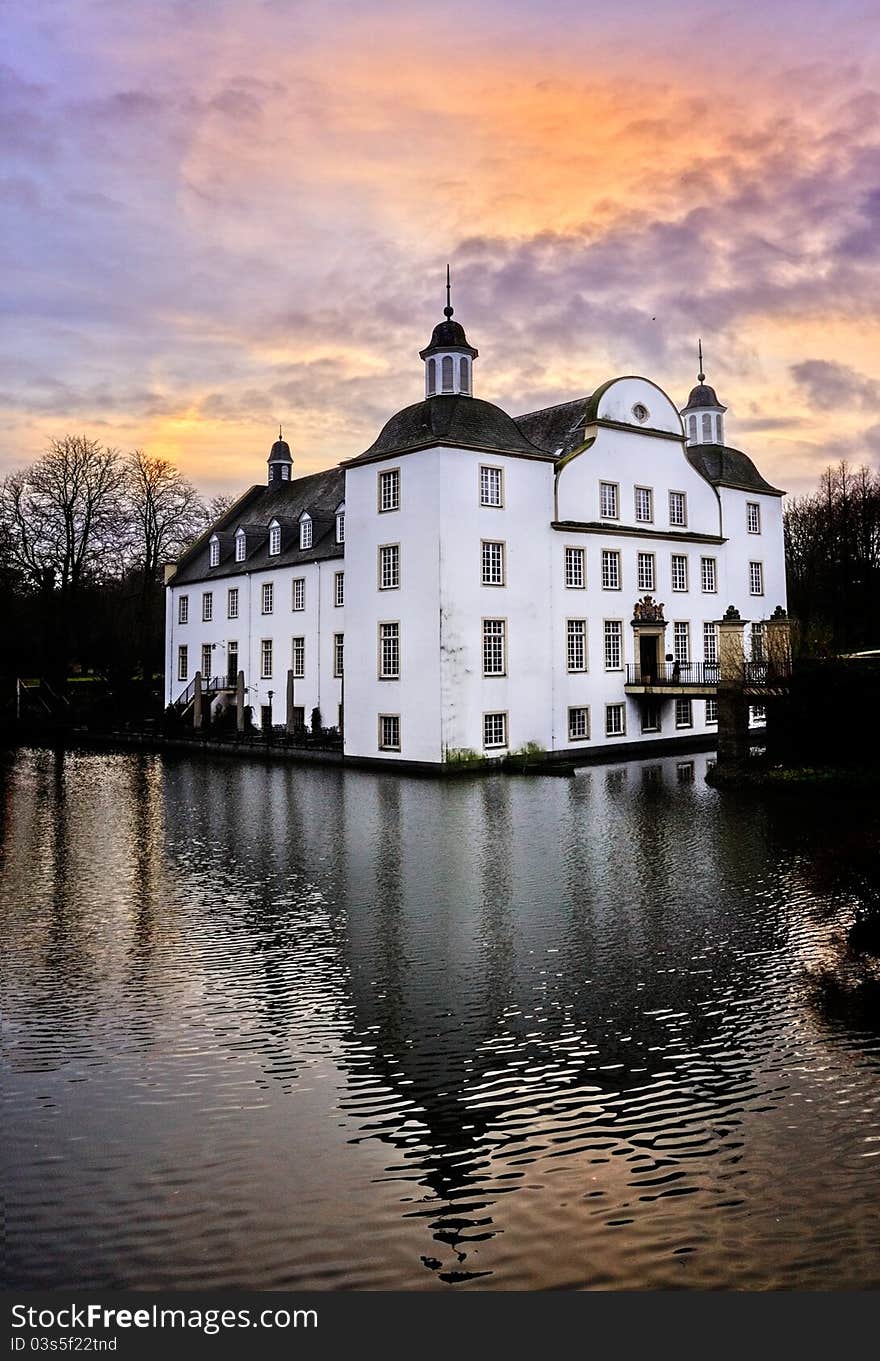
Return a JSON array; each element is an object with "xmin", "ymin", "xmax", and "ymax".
[
  {"xmin": 124, "ymin": 449, "xmax": 207, "ymax": 582},
  {"xmin": 0, "ymin": 435, "xmax": 127, "ymax": 681},
  {"xmin": 1, "ymin": 435, "xmax": 126, "ymax": 593}
]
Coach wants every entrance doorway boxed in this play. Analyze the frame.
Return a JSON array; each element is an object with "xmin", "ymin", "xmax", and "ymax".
[
  {"xmin": 639, "ymin": 634, "xmax": 658, "ymax": 682},
  {"xmin": 227, "ymin": 642, "xmax": 238, "ymax": 688}
]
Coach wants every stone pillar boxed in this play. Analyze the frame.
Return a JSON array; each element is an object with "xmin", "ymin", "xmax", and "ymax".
[
  {"xmin": 716, "ymin": 606, "xmax": 749, "ymax": 763},
  {"xmin": 718, "ymin": 606, "xmax": 746, "ymax": 683},
  {"xmin": 764, "ymin": 606, "xmax": 792, "ymax": 680},
  {"xmin": 236, "ymin": 670, "xmax": 246, "ymax": 734},
  {"xmin": 193, "ymin": 671, "xmax": 203, "ymax": 730},
  {"xmin": 286, "ymin": 669, "xmax": 296, "ymax": 735}
]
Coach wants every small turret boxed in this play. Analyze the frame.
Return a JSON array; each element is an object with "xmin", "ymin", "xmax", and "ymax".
[
  {"xmin": 268, "ymin": 425, "xmax": 292, "ymax": 484},
  {"xmin": 680, "ymin": 341, "xmax": 727, "ymax": 446},
  {"xmin": 418, "ymin": 266, "xmax": 478, "ymax": 398}
]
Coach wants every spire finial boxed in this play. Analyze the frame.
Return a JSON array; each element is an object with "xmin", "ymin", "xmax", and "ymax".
[
  {"xmin": 278, "ymin": 422, "xmax": 283, "ymax": 441},
  {"xmin": 697, "ymin": 339, "xmax": 705, "ymax": 384},
  {"xmin": 444, "ymin": 263, "xmax": 453, "ymax": 320}
]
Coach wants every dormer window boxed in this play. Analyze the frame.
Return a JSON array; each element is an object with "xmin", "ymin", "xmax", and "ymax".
[
  {"xmin": 335, "ymin": 504, "xmax": 345, "ymax": 544},
  {"xmin": 300, "ymin": 514, "xmax": 313, "ymax": 550},
  {"xmin": 209, "ymin": 536, "xmax": 220, "ymax": 568},
  {"xmin": 234, "ymin": 529, "xmax": 246, "ymax": 563},
  {"xmin": 268, "ymin": 520, "xmax": 281, "ymax": 556}
]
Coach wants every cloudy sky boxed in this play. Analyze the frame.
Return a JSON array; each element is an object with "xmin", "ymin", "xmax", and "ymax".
[{"xmin": 3, "ymin": 0, "xmax": 879, "ymax": 496}]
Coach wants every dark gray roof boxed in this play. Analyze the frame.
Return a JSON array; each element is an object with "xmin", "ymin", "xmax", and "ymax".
[
  {"xmin": 682, "ymin": 382, "xmax": 725, "ymax": 411},
  {"xmin": 686, "ymin": 443, "xmax": 783, "ymax": 496},
  {"xmin": 419, "ymin": 318, "xmax": 478, "ymax": 357},
  {"xmin": 514, "ymin": 396, "xmax": 591, "ymax": 456},
  {"xmin": 346, "ymin": 394, "xmax": 553, "ymax": 465},
  {"xmin": 171, "ymin": 467, "xmax": 345, "ymax": 584},
  {"xmin": 268, "ymin": 438, "xmax": 292, "ymax": 462}
]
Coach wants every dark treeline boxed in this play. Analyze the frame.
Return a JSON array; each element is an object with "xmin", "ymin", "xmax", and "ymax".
[
  {"xmin": 785, "ymin": 462, "xmax": 880, "ymax": 654},
  {"xmin": 0, "ymin": 436, "xmax": 231, "ymax": 719}
]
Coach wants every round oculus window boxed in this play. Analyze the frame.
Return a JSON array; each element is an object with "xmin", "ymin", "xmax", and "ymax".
[{"xmin": 632, "ymin": 403, "xmax": 649, "ymax": 423}]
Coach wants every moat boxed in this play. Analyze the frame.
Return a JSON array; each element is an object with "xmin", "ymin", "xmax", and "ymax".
[{"xmin": 2, "ymin": 745, "xmax": 879, "ymax": 1290}]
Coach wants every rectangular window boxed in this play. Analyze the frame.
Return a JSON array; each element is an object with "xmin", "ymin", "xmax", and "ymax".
[
  {"xmin": 750, "ymin": 704, "xmax": 767, "ymax": 724},
  {"xmin": 749, "ymin": 561, "xmax": 764, "ymax": 596},
  {"xmin": 178, "ymin": 595, "xmax": 189, "ymax": 625},
  {"xmin": 564, "ymin": 545, "xmax": 585, "ymax": 589},
  {"xmin": 299, "ymin": 518, "xmax": 312, "ymax": 550},
  {"xmin": 202, "ymin": 591, "xmax": 212, "ymax": 622},
  {"xmin": 669, "ymin": 491, "xmax": 687, "ymax": 527},
  {"xmin": 379, "ymin": 714, "xmax": 400, "ymax": 751},
  {"xmin": 747, "ymin": 502, "xmax": 761, "ymax": 534},
  {"xmin": 635, "ymin": 486, "xmax": 654, "ymax": 523},
  {"xmin": 601, "ymin": 549, "xmax": 621, "ymax": 590},
  {"xmin": 292, "ymin": 636, "xmax": 305, "ymax": 678},
  {"xmin": 480, "ymin": 464, "xmax": 504, "ymax": 507},
  {"xmin": 673, "ymin": 621, "xmax": 690, "ymax": 664},
  {"xmin": 700, "ymin": 556, "xmax": 717, "ymax": 593},
  {"xmin": 751, "ymin": 624, "xmax": 765, "ymax": 662},
  {"xmin": 260, "ymin": 639, "xmax": 273, "ymax": 680},
  {"xmin": 605, "ymin": 703, "xmax": 626, "ymax": 737},
  {"xmin": 675, "ymin": 697, "xmax": 693, "ymax": 728},
  {"xmin": 292, "ymin": 578, "xmax": 305, "ymax": 611},
  {"xmin": 261, "ymin": 582, "xmax": 274, "ymax": 614},
  {"xmin": 379, "ymin": 621, "xmax": 400, "ymax": 679},
  {"xmin": 482, "ymin": 618, "xmax": 506, "ymax": 676},
  {"xmin": 336, "ymin": 511, "xmax": 345, "ymax": 544},
  {"xmin": 235, "ymin": 534, "xmax": 246, "ymax": 563},
  {"xmin": 703, "ymin": 621, "xmax": 719, "ymax": 665},
  {"xmin": 641, "ymin": 701, "xmax": 661, "ymax": 733},
  {"xmin": 209, "ymin": 539, "xmax": 220, "ymax": 567},
  {"xmin": 334, "ymin": 571, "xmax": 344, "ymax": 607},
  {"xmin": 334, "ymin": 633, "xmax": 344, "ymax": 678},
  {"xmin": 599, "ymin": 481, "xmax": 619, "ymax": 519},
  {"xmin": 483, "ymin": 711, "xmax": 508, "ymax": 749},
  {"xmin": 379, "ymin": 468, "xmax": 400, "ymax": 512},
  {"xmin": 671, "ymin": 554, "xmax": 688, "ymax": 592},
  {"xmin": 269, "ymin": 524, "xmax": 281, "ymax": 555},
  {"xmin": 604, "ymin": 619, "xmax": 623, "ymax": 670},
  {"xmin": 568, "ymin": 706, "xmax": 590, "ymax": 741},
  {"xmin": 200, "ymin": 644, "xmax": 211, "ymax": 677},
  {"xmin": 227, "ymin": 587, "xmax": 239, "ymax": 620},
  {"xmin": 481, "ymin": 540, "xmax": 506, "ymax": 586},
  {"xmin": 566, "ymin": 619, "xmax": 587, "ymax": 672},
  {"xmin": 379, "ymin": 543, "xmax": 400, "ymax": 590},
  {"xmin": 705, "ymin": 698, "xmax": 718, "ymax": 724},
  {"xmin": 177, "ymin": 644, "xmax": 188, "ymax": 681},
  {"xmin": 637, "ymin": 551, "xmax": 655, "ymax": 592}
]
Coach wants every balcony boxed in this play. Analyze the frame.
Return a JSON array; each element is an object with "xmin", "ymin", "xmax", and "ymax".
[{"xmin": 625, "ymin": 662, "xmax": 720, "ymax": 694}]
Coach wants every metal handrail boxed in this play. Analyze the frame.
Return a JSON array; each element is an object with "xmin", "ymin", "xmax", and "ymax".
[{"xmin": 626, "ymin": 662, "xmax": 720, "ymax": 686}]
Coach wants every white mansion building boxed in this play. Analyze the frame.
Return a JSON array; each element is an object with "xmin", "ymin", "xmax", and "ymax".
[{"xmin": 165, "ymin": 295, "xmax": 786, "ymax": 766}]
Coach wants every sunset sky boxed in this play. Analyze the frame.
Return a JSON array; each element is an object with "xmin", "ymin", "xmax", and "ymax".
[{"xmin": 3, "ymin": 0, "xmax": 880, "ymax": 497}]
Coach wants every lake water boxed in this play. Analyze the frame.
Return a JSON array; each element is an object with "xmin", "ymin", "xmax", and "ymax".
[{"xmin": 2, "ymin": 744, "xmax": 879, "ymax": 1290}]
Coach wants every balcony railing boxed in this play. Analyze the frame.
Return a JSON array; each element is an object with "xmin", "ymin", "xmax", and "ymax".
[
  {"xmin": 743, "ymin": 661, "xmax": 791, "ymax": 686},
  {"xmin": 626, "ymin": 662, "xmax": 720, "ymax": 687},
  {"xmin": 173, "ymin": 674, "xmax": 238, "ymax": 710}
]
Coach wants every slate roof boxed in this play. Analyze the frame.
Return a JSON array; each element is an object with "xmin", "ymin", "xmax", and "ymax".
[
  {"xmin": 345, "ymin": 394, "xmax": 553, "ymax": 465},
  {"xmin": 686, "ymin": 443, "xmax": 784, "ymax": 496},
  {"xmin": 682, "ymin": 382, "xmax": 725, "ymax": 411},
  {"xmin": 513, "ymin": 396, "xmax": 592, "ymax": 456},
  {"xmin": 171, "ymin": 467, "xmax": 345, "ymax": 584},
  {"xmin": 419, "ymin": 319, "xmax": 478, "ymax": 357}
]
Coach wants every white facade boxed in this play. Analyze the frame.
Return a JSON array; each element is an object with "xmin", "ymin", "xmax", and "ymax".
[{"xmin": 166, "ymin": 314, "xmax": 786, "ymax": 766}]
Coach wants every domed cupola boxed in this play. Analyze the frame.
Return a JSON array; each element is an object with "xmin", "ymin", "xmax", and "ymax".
[
  {"xmin": 268, "ymin": 425, "xmax": 293, "ymax": 484},
  {"xmin": 419, "ymin": 266, "xmax": 479, "ymax": 399},
  {"xmin": 680, "ymin": 341, "xmax": 727, "ymax": 446}
]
